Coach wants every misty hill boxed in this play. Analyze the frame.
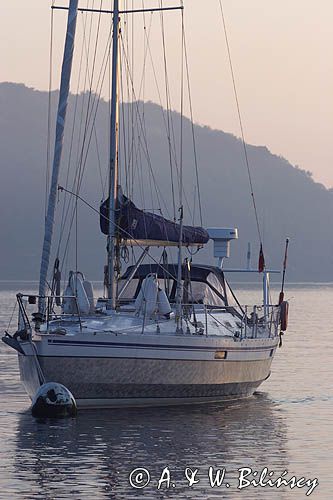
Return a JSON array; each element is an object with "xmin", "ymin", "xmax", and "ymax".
[{"xmin": 0, "ymin": 82, "xmax": 332, "ymax": 282}]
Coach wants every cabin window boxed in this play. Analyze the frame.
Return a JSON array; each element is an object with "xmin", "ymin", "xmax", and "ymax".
[
  {"xmin": 224, "ymin": 281, "xmax": 239, "ymax": 308},
  {"xmin": 118, "ymin": 267, "xmax": 230, "ymax": 309},
  {"xmin": 214, "ymin": 351, "xmax": 227, "ymax": 359}
]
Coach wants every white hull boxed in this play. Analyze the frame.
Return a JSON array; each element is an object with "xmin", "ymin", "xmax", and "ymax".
[{"xmin": 18, "ymin": 332, "xmax": 278, "ymax": 408}]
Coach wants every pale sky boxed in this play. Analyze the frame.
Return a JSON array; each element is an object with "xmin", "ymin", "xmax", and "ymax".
[{"xmin": 1, "ymin": 0, "xmax": 332, "ymax": 187}]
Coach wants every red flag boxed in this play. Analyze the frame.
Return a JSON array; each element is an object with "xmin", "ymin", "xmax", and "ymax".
[{"xmin": 258, "ymin": 243, "xmax": 265, "ymax": 273}]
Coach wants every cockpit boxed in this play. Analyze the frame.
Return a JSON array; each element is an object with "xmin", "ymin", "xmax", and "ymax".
[{"xmin": 118, "ymin": 263, "xmax": 241, "ymax": 311}]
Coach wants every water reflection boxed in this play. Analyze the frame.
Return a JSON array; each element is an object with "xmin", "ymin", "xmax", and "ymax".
[{"xmin": 13, "ymin": 393, "xmax": 289, "ymax": 499}]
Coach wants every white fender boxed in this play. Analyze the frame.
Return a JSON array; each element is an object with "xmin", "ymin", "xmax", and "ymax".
[
  {"xmin": 83, "ymin": 280, "xmax": 95, "ymax": 313},
  {"xmin": 144, "ymin": 276, "xmax": 158, "ymax": 317},
  {"xmin": 70, "ymin": 272, "xmax": 90, "ymax": 314},
  {"xmin": 157, "ymin": 288, "xmax": 171, "ymax": 316},
  {"xmin": 135, "ymin": 274, "xmax": 158, "ymax": 317},
  {"xmin": 62, "ymin": 284, "xmax": 76, "ymax": 315},
  {"xmin": 134, "ymin": 288, "xmax": 143, "ymax": 313}
]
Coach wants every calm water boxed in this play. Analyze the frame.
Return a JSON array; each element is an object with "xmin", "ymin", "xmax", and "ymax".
[{"xmin": 0, "ymin": 282, "xmax": 332, "ymax": 499}]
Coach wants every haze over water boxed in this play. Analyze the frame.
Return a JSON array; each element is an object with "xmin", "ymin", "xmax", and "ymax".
[{"xmin": 0, "ymin": 282, "xmax": 332, "ymax": 498}]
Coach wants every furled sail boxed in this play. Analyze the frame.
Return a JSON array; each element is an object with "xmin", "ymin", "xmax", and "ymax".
[
  {"xmin": 38, "ymin": 0, "xmax": 78, "ymax": 314},
  {"xmin": 100, "ymin": 195, "xmax": 209, "ymax": 246}
]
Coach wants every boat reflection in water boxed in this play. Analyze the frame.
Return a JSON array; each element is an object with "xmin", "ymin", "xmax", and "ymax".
[{"xmin": 13, "ymin": 393, "xmax": 289, "ymax": 499}]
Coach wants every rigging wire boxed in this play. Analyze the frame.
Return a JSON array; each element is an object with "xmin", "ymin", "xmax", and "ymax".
[
  {"xmin": 57, "ymin": 6, "xmax": 94, "ymax": 265},
  {"xmin": 181, "ymin": 0, "xmax": 203, "ymax": 226},
  {"xmin": 125, "ymin": 8, "xmax": 153, "ymax": 205},
  {"xmin": 175, "ymin": 6, "xmax": 185, "ymax": 322},
  {"xmin": 83, "ymin": 2, "xmax": 105, "ymax": 197},
  {"xmin": 179, "ymin": 8, "xmax": 184, "ymax": 212},
  {"xmin": 76, "ymin": 0, "xmax": 102, "ymax": 191},
  {"xmin": 77, "ymin": 20, "xmax": 113, "ymax": 189},
  {"xmin": 59, "ymin": 2, "xmax": 94, "ymax": 274},
  {"xmin": 54, "ymin": 3, "xmax": 204, "ymax": 277},
  {"xmin": 218, "ymin": 0, "xmax": 263, "ymax": 245},
  {"xmin": 123, "ymin": 2, "xmax": 132, "ymax": 197},
  {"xmin": 57, "ymin": 10, "xmax": 86, "ymax": 253},
  {"xmin": 6, "ymin": 301, "xmax": 17, "ymax": 332},
  {"xmin": 44, "ymin": 4, "xmax": 249, "ymax": 334},
  {"xmin": 136, "ymin": 5, "xmax": 155, "ymax": 210},
  {"xmin": 119, "ymin": 51, "xmax": 129, "ymax": 194},
  {"xmin": 120, "ymin": 25, "xmax": 177, "ymax": 248},
  {"xmin": 138, "ymin": 9, "xmax": 198, "ymax": 224},
  {"xmin": 128, "ymin": 14, "xmax": 193, "ymax": 220},
  {"xmin": 59, "ymin": 13, "xmax": 113, "ymax": 270},
  {"xmin": 159, "ymin": 0, "xmax": 177, "ymax": 221},
  {"xmin": 94, "ymin": 123, "xmax": 104, "ymax": 198},
  {"xmin": 47, "ymin": 1, "xmax": 111, "ymax": 277},
  {"xmin": 119, "ymin": 32, "xmax": 173, "ymax": 219},
  {"xmin": 74, "ymin": 2, "xmax": 94, "ymax": 182},
  {"xmin": 56, "ymin": 3, "xmax": 95, "ymax": 267},
  {"xmin": 75, "ymin": 0, "xmax": 99, "ymax": 275},
  {"xmin": 141, "ymin": 14, "xmax": 155, "ymax": 214},
  {"xmin": 58, "ymin": 185, "xmax": 236, "ymax": 336},
  {"xmin": 60, "ymin": 47, "xmax": 111, "ymax": 269}
]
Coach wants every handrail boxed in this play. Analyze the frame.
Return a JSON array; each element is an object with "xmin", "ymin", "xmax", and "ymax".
[
  {"xmin": 17, "ymin": 293, "xmax": 83, "ymax": 332},
  {"xmin": 16, "ymin": 293, "xmax": 281, "ymax": 339}
]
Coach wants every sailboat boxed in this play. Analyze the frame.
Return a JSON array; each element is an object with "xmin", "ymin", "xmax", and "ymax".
[{"xmin": 2, "ymin": 0, "xmax": 288, "ymax": 408}]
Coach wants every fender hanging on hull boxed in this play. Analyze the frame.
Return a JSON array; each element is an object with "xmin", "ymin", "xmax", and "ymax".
[{"xmin": 31, "ymin": 382, "xmax": 77, "ymax": 418}]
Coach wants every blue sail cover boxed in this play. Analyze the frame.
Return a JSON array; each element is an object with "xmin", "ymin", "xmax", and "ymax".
[{"xmin": 100, "ymin": 196, "xmax": 209, "ymax": 246}]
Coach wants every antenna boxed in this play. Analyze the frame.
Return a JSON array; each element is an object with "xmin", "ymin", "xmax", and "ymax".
[{"xmin": 207, "ymin": 228, "xmax": 238, "ymax": 268}]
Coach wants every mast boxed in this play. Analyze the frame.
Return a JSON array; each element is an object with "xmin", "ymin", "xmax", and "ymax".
[
  {"xmin": 107, "ymin": 0, "xmax": 120, "ymax": 309},
  {"xmin": 175, "ymin": 13, "xmax": 184, "ymax": 333},
  {"xmin": 175, "ymin": 205, "xmax": 184, "ymax": 332},
  {"xmin": 38, "ymin": 0, "xmax": 78, "ymax": 314}
]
